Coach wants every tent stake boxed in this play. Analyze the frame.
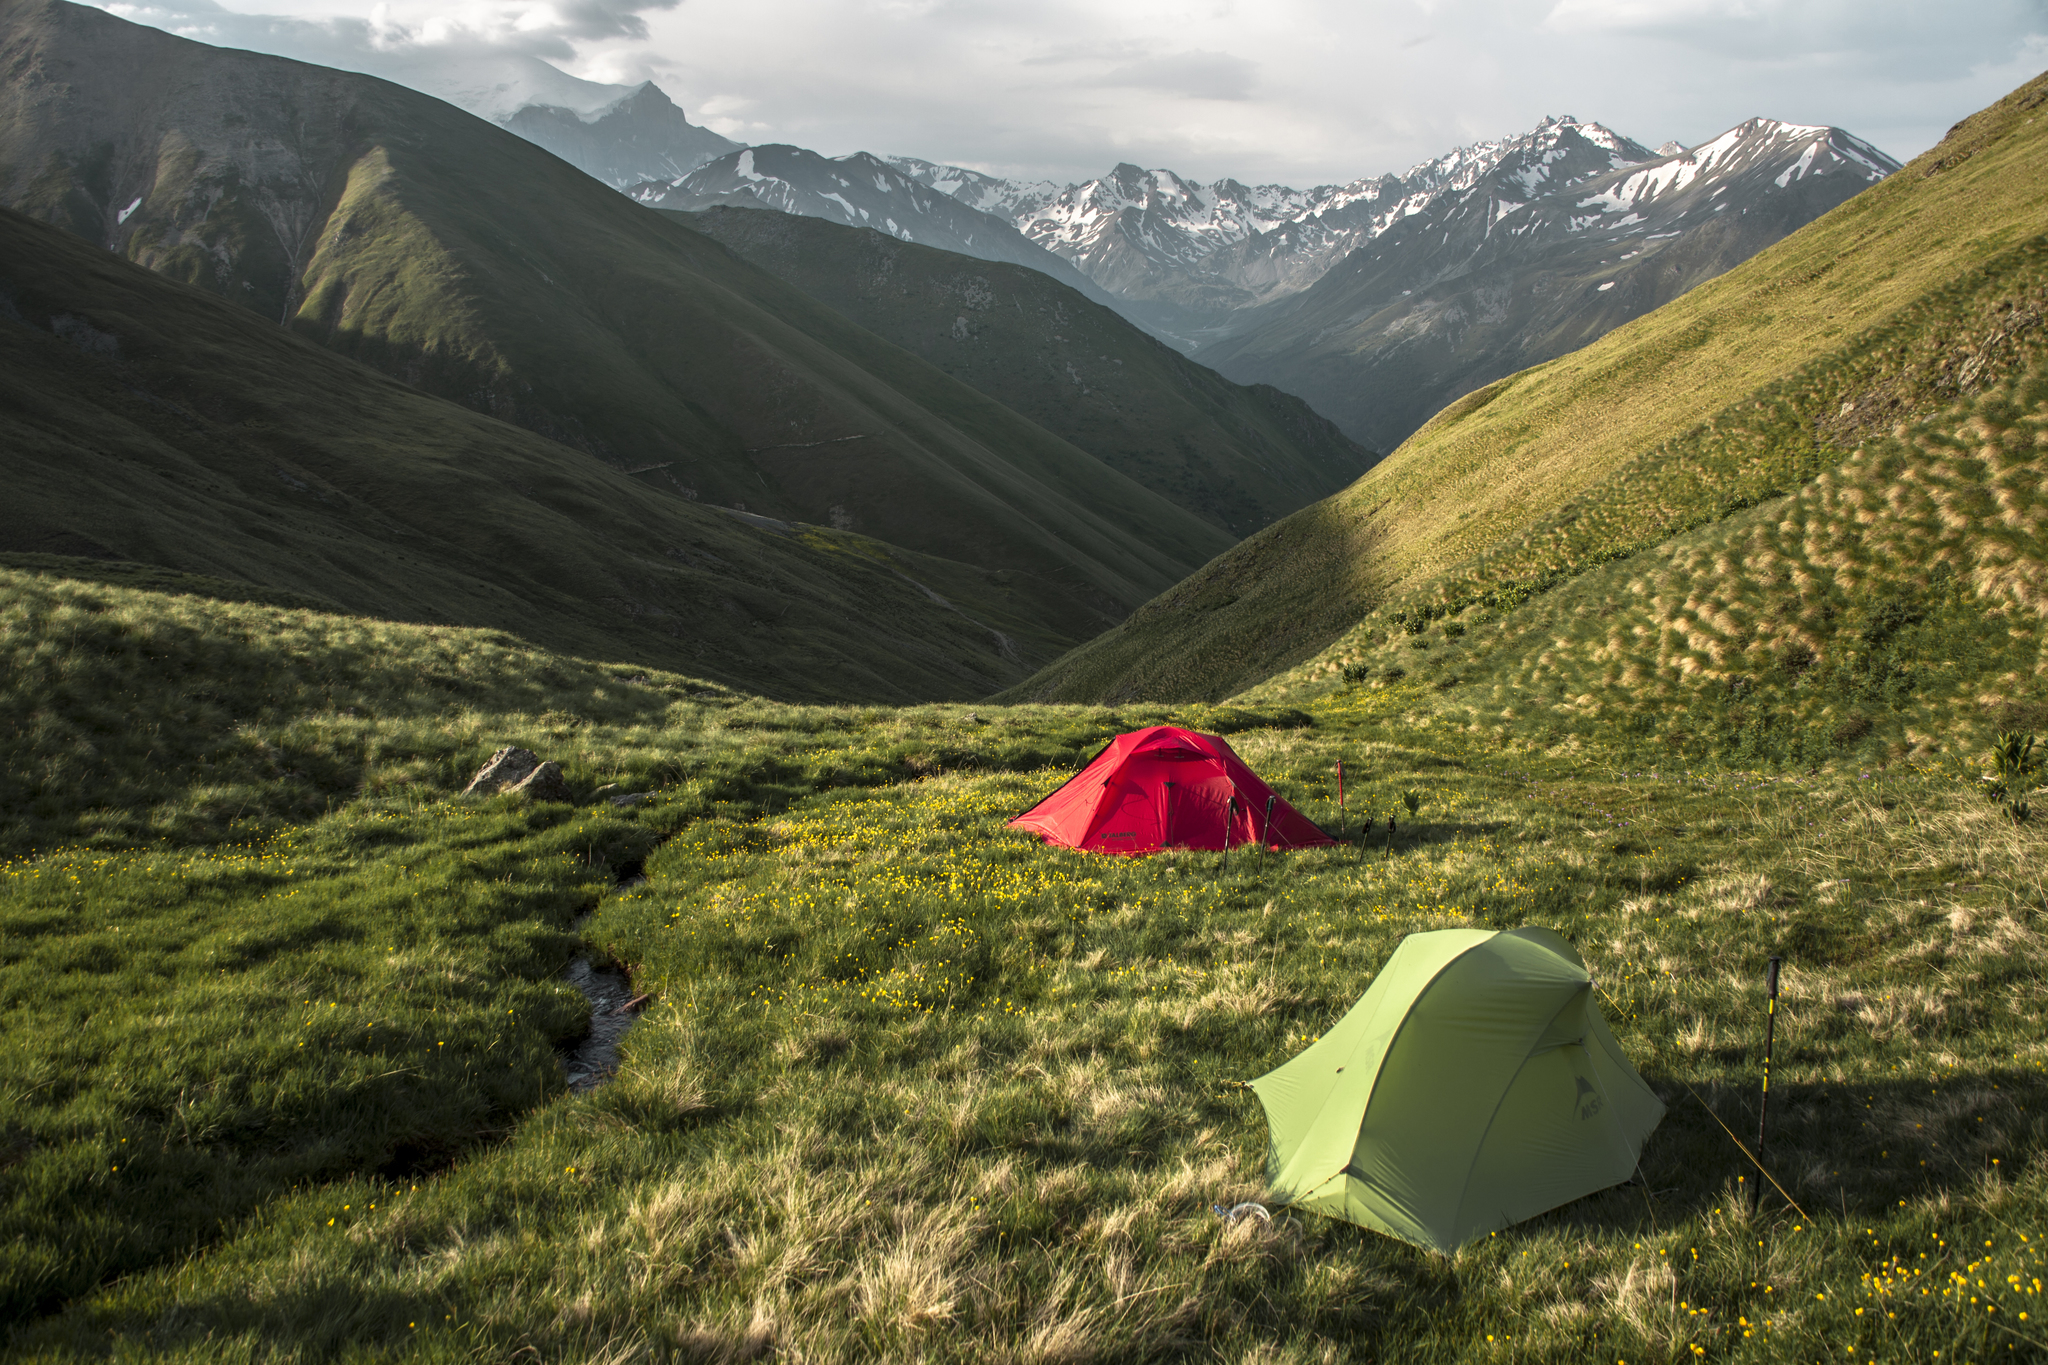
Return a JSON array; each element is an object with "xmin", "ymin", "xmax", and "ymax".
[{"xmin": 1749, "ymin": 955, "xmax": 1783, "ymax": 1215}]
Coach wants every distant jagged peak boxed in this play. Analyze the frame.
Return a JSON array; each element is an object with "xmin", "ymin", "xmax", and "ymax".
[
  {"xmin": 1395, "ymin": 114, "xmax": 1656, "ymax": 198},
  {"xmin": 1566, "ymin": 117, "xmax": 1901, "ymax": 221},
  {"xmin": 1622, "ymin": 117, "xmax": 1902, "ymax": 190},
  {"xmin": 509, "ymin": 80, "xmax": 693, "ymax": 125},
  {"xmin": 883, "ymin": 157, "xmax": 1062, "ymax": 218}
]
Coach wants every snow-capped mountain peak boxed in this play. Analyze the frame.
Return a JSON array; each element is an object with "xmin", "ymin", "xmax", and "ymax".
[{"xmin": 1565, "ymin": 118, "xmax": 1897, "ymax": 222}]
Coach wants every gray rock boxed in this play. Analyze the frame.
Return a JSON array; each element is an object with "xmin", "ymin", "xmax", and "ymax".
[
  {"xmin": 507, "ymin": 760, "xmax": 574, "ymax": 802},
  {"xmin": 609, "ymin": 791, "xmax": 656, "ymax": 808},
  {"xmin": 462, "ymin": 747, "xmax": 541, "ymax": 795}
]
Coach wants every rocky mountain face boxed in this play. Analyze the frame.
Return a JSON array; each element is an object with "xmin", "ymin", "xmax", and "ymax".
[
  {"xmin": 892, "ymin": 116, "xmax": 1895, "ymax": 444},
  {"xmin": 627, "ymin": 145, "xmax": 1122, "ymax": 311},
  {"xmin": 502, "ymin": 82, "xmax": 740, "ymax": 188},
  {"xmin": 893, "ymin": 117, "xmax": 1658, "ymax": 336},
  {"xmin": 1200, "ymin": 118, "xmax": 1901, "ymax": 450}
]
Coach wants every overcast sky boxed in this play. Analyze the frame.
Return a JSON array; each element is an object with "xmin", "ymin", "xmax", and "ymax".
[{"xmin": 91, "ymin": 0, "xmax": 2048, "ymax": 186}]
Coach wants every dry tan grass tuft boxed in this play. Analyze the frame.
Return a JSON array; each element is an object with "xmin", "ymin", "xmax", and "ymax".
[{"xmin": 1591, "ymin": 1256, "xmax": 1679, "ymax": 1353}]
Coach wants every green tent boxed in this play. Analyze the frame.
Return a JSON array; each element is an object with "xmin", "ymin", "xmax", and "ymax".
[{"xmin": 1249, "ymin": 926, "xmax": 1664, "ymax": 1254}]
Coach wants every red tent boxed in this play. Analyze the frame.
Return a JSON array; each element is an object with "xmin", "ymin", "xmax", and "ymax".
[{"xmin": 1007, "ymin": 725, "xmax": 1335, "ymax": 855}]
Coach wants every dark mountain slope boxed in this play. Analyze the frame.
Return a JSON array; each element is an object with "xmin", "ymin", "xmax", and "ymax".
[
  {"xmin": 1003, "ymin": 73, "xmax": 2048, "ymax": 705},
  {"xmin": 0, "ymin": 0, "xmax": 1233, "ymax": 648},
  {"xmin": 677, "ymin": 205, "xmax": 1374, "ymax": 536},
  {"xmin": 0, "ymin": 206, "xmax": 1082, "ymax": 701},
  {"xmin": 1207, "ymin": 120, "xmax": 1898, "ymax": 452}
]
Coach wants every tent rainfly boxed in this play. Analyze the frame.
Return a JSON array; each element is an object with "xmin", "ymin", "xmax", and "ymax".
[
  {"xmin": 1250, "ymin": 927, "xmax": 1664, "ymax": 1254},
  {"xmin": 1006, "ymin": 725, "xmax": 1334, "ymax": 855}
]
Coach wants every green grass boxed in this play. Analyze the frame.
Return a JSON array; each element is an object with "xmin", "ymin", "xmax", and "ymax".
[
  {"xmin": 1007, "ymin": 71, "xmax": 2048, "ymax": 706},
  {"xmin": 1282, "ymin": 363, "xmax": 2048, "ymax": 778},
  {"xmin": 677, "ymin": 206, "xmax": 1375, "ymax": 538},
  {"xmin": 4, "ymin": 570, "xmax": 2046, "ymax": 1361}
]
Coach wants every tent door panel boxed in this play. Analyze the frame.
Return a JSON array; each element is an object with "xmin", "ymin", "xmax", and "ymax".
[{"xmin": 1451, "ymin": 1042, "xmax": 1641, "ymax": 1245}]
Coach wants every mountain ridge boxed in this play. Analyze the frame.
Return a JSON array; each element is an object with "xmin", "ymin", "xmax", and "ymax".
[
  {"xmin": 0, "ymin": 204, "xmax": 1081, "ymax": 700},
  {"xmin": 673, "ymin": 204, "xmax": 1375, "ymax": 536},
  {"xmin": 1202, "ymin": 116, "xmax": 1900, "ymax": 450},
  {"xmin": 626, "ymin": 145, "xmax": 1125, "ymax": 313},
  {"xmin": 998, "ymin": 71, "xmax": 2045, "ymax": 706},
  {"xmin": 502, "ymin": 81, "xmax": 740, "ymax": 188},
  {"xmin": 0, "ymin": 0, "xmax": 1248, "ymax": 686}
]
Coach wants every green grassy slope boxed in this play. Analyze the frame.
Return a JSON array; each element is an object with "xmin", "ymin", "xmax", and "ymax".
[
  {"xmin": 5, "ymin": 571, "xmax": 2046, "ymax": 1362},
  {"xmin": 1003, "ymin": 72, "xmax": 2048, "ymax": 704},
  {"xmin": 1291, "ymin": 367, "xmax": 2048, "ymax": 770},
  {"xmin": 0, "ymin": 207, "xmax": 1104, "ymax": 702},
  {"xmin": 0, "ymin": 0, "xmax": 1235, "ymax": 641},
  {"xmin": 677, "ymin": 205, "xmax": 1375, "ymax": 536}
]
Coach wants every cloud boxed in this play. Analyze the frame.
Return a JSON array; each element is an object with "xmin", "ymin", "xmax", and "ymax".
[
  {"xmin": 99, "ymin": 0, "xmax": 679, "ymax": 64},
  {"xmin": 548, "ymin": 0, "xmax": 681, "ymax": 42},
  {"xmin": 1098, "ymin": 49, "xmax": 1256, "ymax": 100},
  {"xmin": 1542, "ymin": 0, "xmax": 2048, "ymax": 78},
  {"xmin": 89, "ymin": 0, "xmax": 2048, "ymax": 188}
]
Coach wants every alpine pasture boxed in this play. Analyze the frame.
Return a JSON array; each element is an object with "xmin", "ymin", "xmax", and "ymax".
[{"xmin": 3, "ymin": 569, "xmax": 2043, "ymax": 1362}]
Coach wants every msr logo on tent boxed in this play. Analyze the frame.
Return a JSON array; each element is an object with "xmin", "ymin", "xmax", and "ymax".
[{"xmin": 1575, "ymin": 1076, "xmax": 1604, "ymax": 1121}]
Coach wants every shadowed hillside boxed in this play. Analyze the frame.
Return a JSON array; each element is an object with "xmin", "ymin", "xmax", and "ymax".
[
  {"xmin": 0, "ymin": 207, "xmax": 1104, "ymax": 701},
  {"xmin": 679, "ymin": 205, "xmax": 1375, "ymax": 536},
  {"xmin": 0, "ymin": 0, "xmax": 1235, "ymax": 653}
]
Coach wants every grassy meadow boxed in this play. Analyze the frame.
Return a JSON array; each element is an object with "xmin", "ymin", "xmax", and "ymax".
[{"xmin": 4, "ymin": 569, "xmax": 2046, "ymax": 1362}]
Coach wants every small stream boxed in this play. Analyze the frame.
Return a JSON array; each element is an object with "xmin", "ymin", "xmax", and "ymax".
[{"xmin": 557, "ymin": 867, "xmax": 648, "ymax": 1091}]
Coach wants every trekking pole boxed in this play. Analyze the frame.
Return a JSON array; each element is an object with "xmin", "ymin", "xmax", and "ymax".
[
  {"xmin": 1749, "ymin": 955, "xmax": 1783, "ymax": 1215},
  {"xmin": 1264, "ymin": 794, "xmax": 1276, "ymax": 850},
  {"xmin": 1336, "ymin": 760, "xmax": 1345, "ymax": 839},
  {"xmin": 1223, "ymin": 796, "xmax": 1236, "ymax": 871}
]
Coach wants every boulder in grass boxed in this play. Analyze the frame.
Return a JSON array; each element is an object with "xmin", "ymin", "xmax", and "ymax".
[
  {"xmin": 507, "ymin": 760, "xmax": 574, "ymax": 803},
  {"xmin": 463, "ymin": 747, "xmax": 542, "ymax": 795}
]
